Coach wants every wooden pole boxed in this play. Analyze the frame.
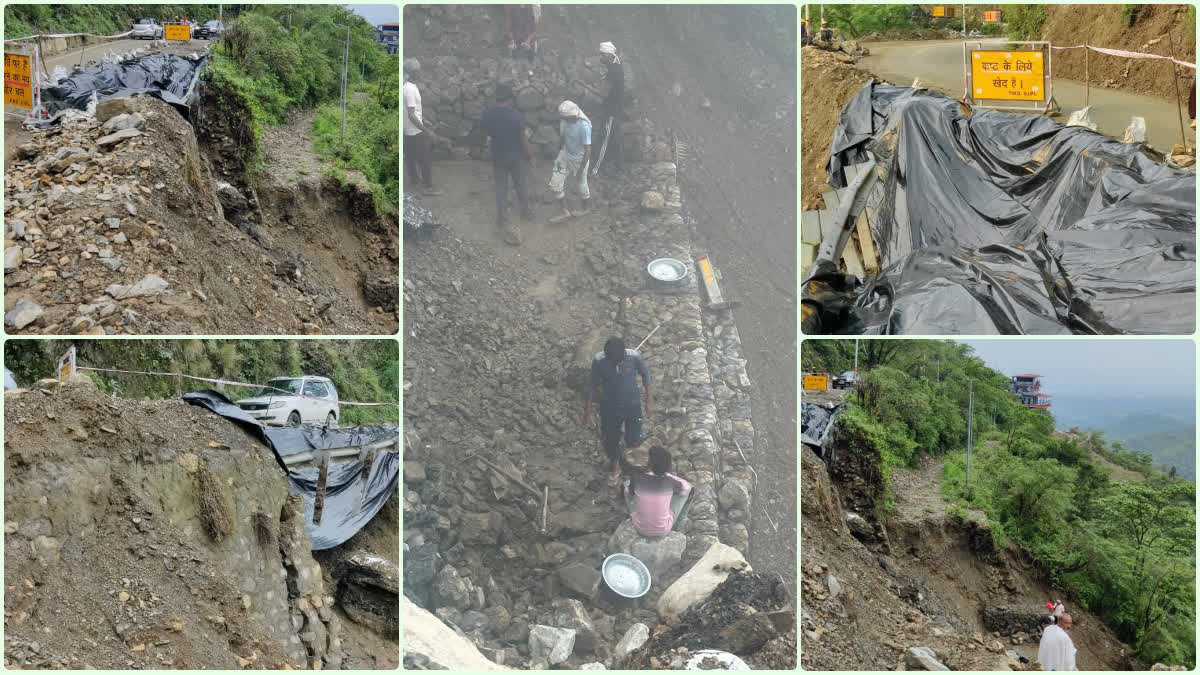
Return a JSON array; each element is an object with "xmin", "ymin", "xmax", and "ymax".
[
  {"xmin": 1084, "ymin": 41, "xmax": 1090, "ymax": 106},
  {"xmin": 470, "ymin": 454, "xmax": 542, "ymax": 498},
  {"xmin": 313, "ymin": 454, "xmax": 329, "ymax": 525},
  {"xmin": 1167, "ymin": 32, "xmax": 1189, "ymax": 150}
]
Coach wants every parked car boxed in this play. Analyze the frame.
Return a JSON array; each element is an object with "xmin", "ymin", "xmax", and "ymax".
[
  {"xmin": 131, "ymin": 17, "xmax": 164, "ymax": 40},
  {"xmin": 195, "ymin": 20, "xmax": 224, "ymax": 39},
  {"xmin": 236, "ymin": 376, "xmax": 339, "ymax": 427},
  {"xmin": 833, "ymin": 370, "xmax": 859, "ymax": 389}
]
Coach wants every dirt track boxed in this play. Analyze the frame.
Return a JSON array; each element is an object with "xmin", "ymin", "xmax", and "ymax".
[{"xmin": 860, "ymin": 39, "xmax": 1197, "ymax": 151}]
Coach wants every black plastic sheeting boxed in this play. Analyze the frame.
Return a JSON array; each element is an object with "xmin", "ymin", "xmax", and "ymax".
[
  {"xmin": 184, "ymin": 391, "xmax": 398, "ymax": 550},
  {"xmin": 801, "ymin": 401, "xmax": 843, "ymax": 451},
  {"xmin": 804, "ymin": 81, "xmax": 1196, "ymax": 334},
  {"xmin": 36, "ymin": 52, "xmax": 207, "ymax": 126}
]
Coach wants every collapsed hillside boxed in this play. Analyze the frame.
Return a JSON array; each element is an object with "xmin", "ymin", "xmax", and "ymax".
[
  {"xmin": 800, "ymin": 442, "xmax": 1132, "ymax": 671},
  {"xmin": 3, "ymin": 49, "xmax": 398, "ymax": 335},
  {"xmin": 799, "ymin": 46, "xmax": 875, "ymax": 211},
  {"xmin": 3, "ymin": 377, "xmax": 398, "ymax": 669}
]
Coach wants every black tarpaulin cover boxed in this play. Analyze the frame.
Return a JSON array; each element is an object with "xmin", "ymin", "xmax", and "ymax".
[
  {"xmin": 184, "ymin": 391, "xmax": 398, "ymax": 550},
  {"xmin": 38, "ymin": 52, "xmax": 207, "ymax": 124},
  {"xmin": 804, "ymin": 81, "xmax": 1196, "ymax": 335}
]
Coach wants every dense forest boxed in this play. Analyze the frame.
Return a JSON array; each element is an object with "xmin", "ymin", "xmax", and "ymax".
[
  {"xmin": 4, "ymin": 4, "xmax": 399, "ymax": 211},
  {"xmin": 5, "ymin": 340, "xmax": 398, "ymax": 426},
  {"xmin": 802, "ymin": 340, "xmax": 1197, "ymax": 668}
]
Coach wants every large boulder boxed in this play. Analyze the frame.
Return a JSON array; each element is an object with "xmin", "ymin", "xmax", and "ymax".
[
  {"xmin": 528, "ymin": 625, "xmax": 575, "ymax": 665},
  {"xmin": 613, "ymin": 623, "xmax": 649, "ymax": 664},
  {"xmin": 607, "ymin": 518, "xmax": 687, "ymax": 579},
  {"xmin": 544, "ymin": 598, "xmax": 599, "ymax": 653},
  {"xmin": 558, "ymin": 561, "xmax": 601, "ymax": 600},
  {"xmin": 433, "ymin": 565, "xmax": 473, "ymax": 611},
  {"xmin": 905, "ymin": 647, "xmax": 950, "ymax": 671},
  {"xmin": 403, "ymin": 596, "xmax": 507, "ymax": 669},
  {"xmin": 95, "ymin": 96, "xmax": 135, "ymax": 123},
  {"xmin": 657, "ymin": 542, "xmax": 750, "ymax": 623}
]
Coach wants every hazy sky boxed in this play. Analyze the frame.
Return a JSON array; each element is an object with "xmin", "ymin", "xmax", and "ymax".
[
  {"xmin": 348, "ymin": 3, "xmax": 399, "ymax": 25},
  {"xmin": 958, "ymin": 339, "xmax": 1196, "ymax": 398}
]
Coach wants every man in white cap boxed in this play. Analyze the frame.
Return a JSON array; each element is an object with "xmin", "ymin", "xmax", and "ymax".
[
  {"xmin": 595, "ymin": 41, "xmax": 625, "ymax": 175},
  {"xmin": 547, "ymin": 100, "xmax": 591, "ymax": 223},
  {"xmin": 403, "ymin": 58, "xmax": 441, "ymax": 196}
]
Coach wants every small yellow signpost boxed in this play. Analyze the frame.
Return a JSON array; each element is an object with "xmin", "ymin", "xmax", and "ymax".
[
  {"xmin": 983, "ymin": 10, "xmax": 1002, "ymax": 23},
  {"xmin": 931, "ymin": 6, "xmax": 946, "ymax": 17},
  {"xmin": 4, "ymin": 51, "xmax": 33, "ymax": 109},
  {"xmin": 970, "ymin": 50, "xmax": 1045, "ymax": 101},
  {"xmin": 164, "ymin": 23, "xmax": 191, "ymax": 41},
  {"xmin": 803, "ymin": 375, "xmax": 829, "ymax": 391}
]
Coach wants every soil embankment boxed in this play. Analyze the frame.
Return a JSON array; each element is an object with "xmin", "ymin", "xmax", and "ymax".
[
  {"xmin": 3, "ymin": 378, "xmax": 399, "ymax": 669},
  {"xmin": 1039, "ymin": 4, "xmax": 1196, "ymax": 100}
]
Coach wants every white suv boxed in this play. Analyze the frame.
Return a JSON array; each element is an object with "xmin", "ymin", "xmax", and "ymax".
[{"xmin": 236, "ymin": 376, "xmax": 339, "ymax": 427}]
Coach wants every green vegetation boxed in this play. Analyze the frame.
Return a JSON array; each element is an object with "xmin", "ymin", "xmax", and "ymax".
[
  {"xmin": 206, "ymin": 6, "xmax": 398, "ymax": 208},
  {"xmin": 3, "ymin": 4, "xmax": 219, "ymax": 39},
  {"xmin": 814, "ymin": 5, "xmax": 1001, "ymax": 39},
  {"xmin": 1122, "ymin": 4, "xmax": 1149, "ymax": 27},
  {"xmin": 4, "ymin": 340, "xmax": 398, "ymax": 426},
  {"xmin": 1004, "ymin": 5, "xmax": 1046, "ymax": 40},
  {"xmin": 803, "ymin": 339, "xmax": 1196, "ymax": 667}
]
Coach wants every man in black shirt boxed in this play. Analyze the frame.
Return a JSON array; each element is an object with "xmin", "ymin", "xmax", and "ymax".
[
  {"xmin": 596, "ymin": 41, "xmax": 625, "ymax": 175},
  {"xmin": 480, "ymin": 83, "xmax": 535, "ymax": 244}
]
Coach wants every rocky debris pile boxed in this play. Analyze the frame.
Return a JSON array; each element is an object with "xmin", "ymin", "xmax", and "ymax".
[
  {"xmin": 809, "ymin": 39, "xmax": 870, "ymax": 62},
  {"xmin": 800, "ymin": 46, "xmax": 880, "ymax": 211},
  {"xmin": 402, "ymin": 144, "xmax": 771, "ymax": 668},
  {"xmin": 5, "ymin": 92, "xmax": 396, "ymax": 335},
  {"xmin": 3, "ymin": 379, "xmax": 397, "ymax": 668},
  {"xmin": 403, "ymin": 195, "xmax": 440, "ymax": 240},
  {"xmin": 626, "ymin": 570, "xmax": 795, "ymax": 670}
]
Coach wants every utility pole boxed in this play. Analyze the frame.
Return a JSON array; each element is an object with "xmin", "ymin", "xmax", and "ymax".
[
  {"xmin": 966, "ymin": 378, "xmax": 974, "ymax": 493},
  {"xmin": 820, "ymin": 4, "xmax": 824, "ymax": 23},
  {"xmin": 218, "ymin": 3, "xmax": 222, "ymax": 25},
  {"xmin": 341, "ymin": 26, "xmax": 349, "ymax": 142},
  {"xmin": 962, "ymin": 4, "xmax": 966, "ymax": 35},
  {"xmin": 854, "ymin": 339, "xmax": 858, "ymax": 373}
]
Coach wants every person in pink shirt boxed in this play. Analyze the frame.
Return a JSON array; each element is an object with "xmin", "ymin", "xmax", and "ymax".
[{"xmin": 621, "ymin": 446, "xmax": 693, "ymax": 537}]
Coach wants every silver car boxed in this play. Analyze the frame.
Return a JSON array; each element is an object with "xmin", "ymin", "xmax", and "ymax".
[
  {"xmin": 131, "ymin": 18, "xmax": 163, "ymax": 40},
  {"xmin": 236, "ymin": 376, "xmax": 340, "ymax": 427}
]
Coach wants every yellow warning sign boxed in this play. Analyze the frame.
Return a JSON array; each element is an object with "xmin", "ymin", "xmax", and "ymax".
[
  {"xmin": 971, "ymin": 50, "xmax": 1045, "ymax": 101},
  {"xmin": 803, "ymin": 375, "xmax": 828, "ymax": 391},
  {"xmin": 164, "ymin": 23, "xmax": 191, "ymax": 41},
  {"xmin": 931, "ymin": 6, "xmax": 946, "ymax": 17},
  {"xmin": 4, "ymin": 52, "xmax": 33, "ymax": 109},
  {"xmin": 984, "ymin": 10, "xmax": 1002, "ymax": 23}
]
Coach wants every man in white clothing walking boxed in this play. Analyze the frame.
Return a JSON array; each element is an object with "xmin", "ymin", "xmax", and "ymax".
[{"xmin": 1038, "ymin": 613, "xmax": 1077, "ymax": 671}]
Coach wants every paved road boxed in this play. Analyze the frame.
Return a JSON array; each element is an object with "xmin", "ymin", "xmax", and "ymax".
[
  {"xmin": 39, "ymin": 37, "xmax": 211, "ymax": 73},
  {"xmin": 860, "ymin": 39, "xmax": 1195, "ymax": 151}
]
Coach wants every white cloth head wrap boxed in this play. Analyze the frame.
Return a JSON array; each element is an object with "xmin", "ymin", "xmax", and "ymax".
[
  {"xmin": 599, "ymin": 41, "xmax": 621, "ymax": 64},
  {"xmin": 558, "ymin": 100, "xmax": 591, "ymax": 126}
]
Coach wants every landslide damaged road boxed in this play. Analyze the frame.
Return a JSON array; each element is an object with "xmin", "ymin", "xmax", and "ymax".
[
  {"xmin": 860, "ymin": 39, "xmax": 1197, "ymax": 151},
  {"xmin": 3, "ymin": 43, "xmax": 399, "ymax": 336}
]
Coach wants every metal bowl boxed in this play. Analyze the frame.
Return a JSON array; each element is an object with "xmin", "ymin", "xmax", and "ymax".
[
  {"xmin": 647, "ymin": 258, "xmax": 688, "ymax": 283},
  {"xmin": 602, "ymin": 553, "xmax": 652, "ymax": 598}
]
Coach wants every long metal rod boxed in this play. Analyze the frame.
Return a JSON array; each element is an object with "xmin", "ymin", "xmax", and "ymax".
[{"xmin": 635, "ymin": 324, "xmax": 661, "ymax": 351}]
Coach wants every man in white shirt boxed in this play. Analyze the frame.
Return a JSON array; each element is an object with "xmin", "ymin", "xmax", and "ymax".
[
  {"xmin": 403, "ymin": 58, "xmax": 441, "ymax": 196},
  {"xmin": 1038, "ymin": 613, "xmax": 1077, "ymax": 671}
]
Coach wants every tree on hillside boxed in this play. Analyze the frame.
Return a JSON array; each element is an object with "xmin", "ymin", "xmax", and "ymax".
[{"xmin": 1097, "ymin": 482, "xmax": 1196, "ymax": 649}]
